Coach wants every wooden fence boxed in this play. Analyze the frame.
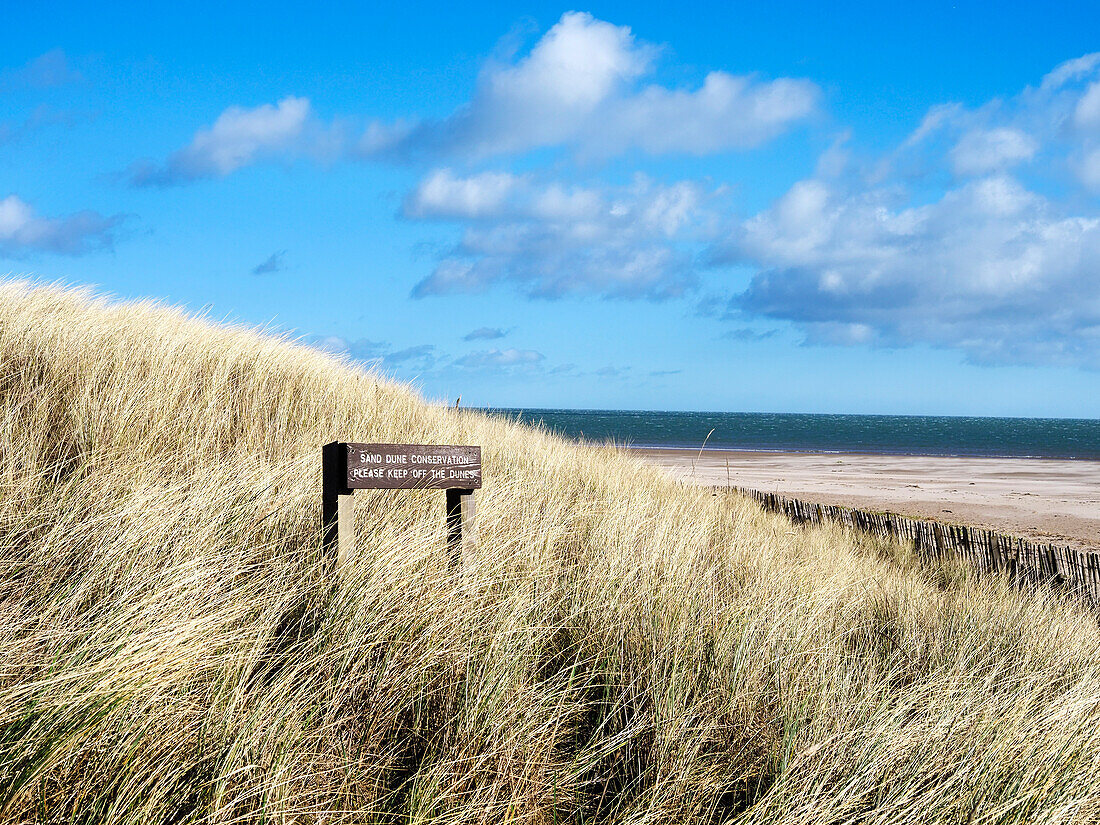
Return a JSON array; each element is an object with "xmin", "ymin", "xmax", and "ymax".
[{"xmin": 737, "ymin": 487, "xmax": 1100, "ymax": 609}]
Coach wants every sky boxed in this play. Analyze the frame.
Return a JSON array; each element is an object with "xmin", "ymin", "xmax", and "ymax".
[{"xmin": 3, "ymin": 1, "xmax": 1100, "ymax": 417}]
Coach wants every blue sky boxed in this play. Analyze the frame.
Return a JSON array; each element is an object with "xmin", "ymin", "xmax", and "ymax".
[{"xmin": 3, "ymin": 1, "xmax": 1100, "ymax": 417}]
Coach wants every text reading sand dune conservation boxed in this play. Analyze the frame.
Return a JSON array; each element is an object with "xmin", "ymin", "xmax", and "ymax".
[{"xmin": 344, "ymin": 443, "xmax": 482, "ymax": 490}]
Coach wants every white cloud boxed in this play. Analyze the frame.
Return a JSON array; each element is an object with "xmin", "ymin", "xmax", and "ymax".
[
  {"xmin": 122, "ymin": 14, "xmax": 815, "ymax": 185},
  {"xmin": 130, "ymin": 96, "xmax": 313, "ymax": 186},
  {"xmin": 362, "ymin": 12, "xmax": 817, "ymax": 161},
  {"xmin": 0, "ymin": 195, "xmax": 120, "ymax": 256},
  {"xmin": 405, "ymin": 169, "xmax": 520, "ymax": 219},
  {"xmin": 891, "ymin": 52, "xmax": 1100, "ymax": 191},
  {"xmin": 706, "ymin": 52, "xmax": 1100, "ymax": 368},
  {"xmin": 950, "ymin": 127, "xmax": 1038, "ymax": 175},
  {"xmin": 594, "ymin": 71, "xmax": 819, "ymax": 157},
  {"xmin": 406, "ymin": 170, "xmax": 715, "ymax": 298},
  {"xmin": 722, "ymin": 174, "xmax": 1100, "ymax": 366},
  {"xmin": 1041, "ymin": 52, "xmax": 1100, "ymax": 91},
  {"xmin": 1075, "ymin": 80, "xmax": 1100, "ymax": 128},
  {"xmin": 1079, "ymin": 147, "xmax": 1100, "ymax": 189}
]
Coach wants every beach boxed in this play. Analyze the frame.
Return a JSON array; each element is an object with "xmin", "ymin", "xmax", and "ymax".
[{"xmin": 635, "ymin": 448, "xmax": 1100, "ymax": 550}]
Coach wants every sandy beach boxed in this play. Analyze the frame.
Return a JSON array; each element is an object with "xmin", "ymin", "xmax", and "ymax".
[{"xmin": 634, "ymin": 448, "xmax": 1100, "ymax": 550}]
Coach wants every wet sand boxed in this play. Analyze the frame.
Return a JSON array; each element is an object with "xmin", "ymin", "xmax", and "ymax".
[{"xmin": 634, "ymin": 448, "xmax": 1100, "ymax": 550}]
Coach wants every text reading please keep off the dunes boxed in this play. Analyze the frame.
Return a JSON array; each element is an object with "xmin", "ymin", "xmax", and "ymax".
[{"xmin": 344, "ymin": 443, "xmax": 482, "ymax": 489}]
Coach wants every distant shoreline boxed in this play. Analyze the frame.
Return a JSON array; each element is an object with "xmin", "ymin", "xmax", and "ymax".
[
  {"xmin": 623, "ymin": 444, "xmax": 1100, "ymax": 461},
  {"xmin": 632, "ymin": 447, "xmax": 1100, "ymax": 550},
  {"xmin": 485, "ymin": 408, "xmax": 1100, "ymax": 462}
]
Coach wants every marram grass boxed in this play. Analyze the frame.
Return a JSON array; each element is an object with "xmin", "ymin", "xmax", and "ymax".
[{"xmin": 1, "ymin": 281, "xmax": 1099, "ymax": 824}]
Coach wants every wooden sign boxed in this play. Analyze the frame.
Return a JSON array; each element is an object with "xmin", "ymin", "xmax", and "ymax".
[
  {"xmin": 344, "ymin": 443, "xmax": 482, "ymax": 490},
  {"xmin": 322, "ymin": 441, "xmax": 481, "ymax": 570}
]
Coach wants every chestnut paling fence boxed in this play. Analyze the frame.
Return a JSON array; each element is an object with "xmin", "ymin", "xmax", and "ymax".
[{"xmin": 738, "ymin": 487, "xmax": 1100, "ymax": 609}]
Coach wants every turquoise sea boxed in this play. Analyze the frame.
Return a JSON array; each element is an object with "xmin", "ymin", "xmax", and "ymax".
[{"xmin": 485, "ymin": 409, "xmax": 1100, "ymax": 460}]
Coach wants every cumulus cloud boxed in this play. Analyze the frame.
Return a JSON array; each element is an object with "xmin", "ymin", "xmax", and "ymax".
[
  {"xmin": 889, "ymin": 52, "xmax": 1100, "ymax": 190},
  {"xmin": 405, "ymin": 169, "xmax": 519, "ymax": 218},
  {"xmin": 1073, "ymin": 80, "xmax": 1100, "ymax": 127},
  {"xmin": 595, "ymin": 71, "xmax": 820, "ymax": 157},
  {"xmin": 463, "ymin": 326, "xmax": 508, "ymax": 341},
  {"xmin": 709, "ymin": 52, "xmax": 1100, "ymax": 368},
  {"xmin": 0, "ymin": 194, "xmax": 120, "ymax": 256},
  {"xmin": 1073, "ymin": 76, "xmax": 1100, "ymax": 188},
  {"xmin": 950, "ymin": 127, "xmax": 1038, "ymax": 175},
  {"xmin": 121, "ymin": 14, "xmax": 814, "ymax": 185},
  {"xmin": 1079, "ymin": 147, "xmax": 1100, "ymax": 189},
  {"xmin": 406, "ymin": 169, "xmax": 716, "ymax": 298},
  {"xmin": 360, "ymin": 12, "xmax": 817, "ymax": 162},
  {"xmin": 129, "ymin": 96, "xmax": 313, "ymax": 186},
  {"xmin": 720, "ymin": 175, "xmax": 1100, "ymax": 366},
  {"xmin": 1041, "ymin": 53, "xmax": 1100, "ymax": 91}
]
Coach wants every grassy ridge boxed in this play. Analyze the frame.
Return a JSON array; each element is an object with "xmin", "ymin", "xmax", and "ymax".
[{"xmin": 1, "ymin": 281, "xmax": 1099, "ymax": 823}]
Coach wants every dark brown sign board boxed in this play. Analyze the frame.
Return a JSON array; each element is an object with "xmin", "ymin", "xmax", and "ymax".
[
  {"xmin": 344, "ymin": 443, "xmax": 482, "ymax": 490},
  {"xmin": 322, "ymin": 441, "xmax": 481, "ymax": 570}
]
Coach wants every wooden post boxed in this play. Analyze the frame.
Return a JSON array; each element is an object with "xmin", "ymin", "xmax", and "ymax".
[
  {"xmin": 322, "ymin": 441, "xmax": 354, "ymax": 564},
  {"xmin": 324, "ymin": 442, "xmax": 482, "ymax": 571},
  {"xmin": 446, "ymin": 488, "xmax": 475, "ymax": 570}
]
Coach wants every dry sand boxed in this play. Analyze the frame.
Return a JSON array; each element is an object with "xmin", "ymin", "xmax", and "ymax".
[{"xmin": 634, "ymin": 448, "xmax": 1100, "ymax": 550}]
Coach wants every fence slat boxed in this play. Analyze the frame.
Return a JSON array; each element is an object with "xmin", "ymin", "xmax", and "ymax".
[{"xmin": 736, "ymin": 485, "xmax": 1094, "ymax": 610}]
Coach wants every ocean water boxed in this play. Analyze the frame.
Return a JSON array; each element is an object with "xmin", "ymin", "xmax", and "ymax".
[{"xmin": 485, "ymin": 409, "xmax": 1100, "ymax": 460}]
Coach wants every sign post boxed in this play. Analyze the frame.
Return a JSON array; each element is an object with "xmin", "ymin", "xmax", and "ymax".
[{"xmin": 322, "ymin": 441, "xmax": 482, "ymax": 568}]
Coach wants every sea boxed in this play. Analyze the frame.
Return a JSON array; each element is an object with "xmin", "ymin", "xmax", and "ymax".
[{"xmin": 484, "ymin": 409, "xmax": 1100, "ymax": 460}]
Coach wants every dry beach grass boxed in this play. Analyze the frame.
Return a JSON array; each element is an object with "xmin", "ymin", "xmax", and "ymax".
[{"xmin": 1, "ymin": 282, "xmax": 1100, "ymax": 823}]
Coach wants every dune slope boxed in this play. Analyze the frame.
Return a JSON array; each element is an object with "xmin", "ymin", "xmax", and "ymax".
[{"xmin": 1, "ymin": 282, "xmax": 1099, "ymax": 824}]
